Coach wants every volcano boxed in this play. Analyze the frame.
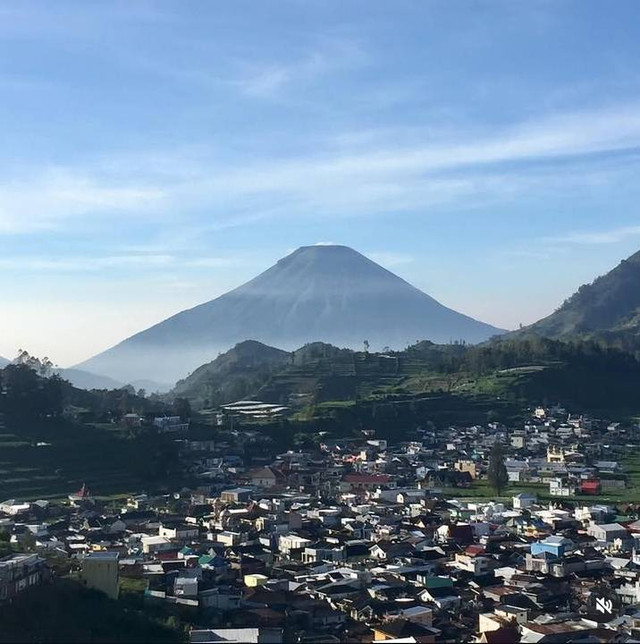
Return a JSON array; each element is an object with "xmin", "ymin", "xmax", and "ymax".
[{"xmin": 76, "ymin": 245, "xmax": 505, "ymax": 382}]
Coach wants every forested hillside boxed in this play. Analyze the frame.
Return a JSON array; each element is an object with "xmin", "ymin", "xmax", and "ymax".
[
  {"xmin": 173, "ymin": 335, "xmax": 640, "ymax": 420},
  {"xmin": 0, "ymin": 363, "xmax": 180, "ymax": 500},
  {"xmin": 526, "ymin": 249, "xmax": 640, "ymax": 357}
]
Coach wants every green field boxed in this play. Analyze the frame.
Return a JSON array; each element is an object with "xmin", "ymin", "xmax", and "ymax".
[
  {"xmin": 0, "ymin": 420, "xmax": 181, "ymax": 501},
  {"xmin": 439, "ymin": 453, "xmax": 640, "ymax": 505}
]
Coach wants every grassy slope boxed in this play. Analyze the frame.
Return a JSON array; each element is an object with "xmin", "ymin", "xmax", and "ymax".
[
  {"xmin": 0, "ymin": 578, "xmax": 183, "ymax": 643},
  {"xmin": 441, "ymin": 454, "xmax": 640, "ymax": 505},
  {"xmin": 0, "ymin": 419, "xmax": 180, "ymax": 500},
  {"xmin": 177, "ymin": 338, "xmax": 640, "ymax": 430},
  {"xmin": 527, "ymin": 250, "xmax": 640, "ymax": 357}
]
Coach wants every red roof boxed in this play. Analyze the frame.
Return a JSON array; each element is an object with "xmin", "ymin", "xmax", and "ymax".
[
  {"xmin": 75, "ymin": 483, "xmax": 90, "ymax": 497},
  {"xmin": 466, "ymin": 544, "xmax": 485, "ymax": 556}
]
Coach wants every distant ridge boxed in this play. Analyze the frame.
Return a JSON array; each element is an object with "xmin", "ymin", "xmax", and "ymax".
[
  {"xmin": 525, "ymin": 248, "xmax": 640, "ymax": 353},
  {"xmin": 54, "ymin": 369, "xmax": 171, "ymax": 393},
  {"xmin": 77, "ymin": 245, "xmax": 505, "ymax": 383},
  {"xmin": 54, "ymin": 368, "xmax": 124, "ymax": 391},
  {"xmin": 0, "ymin": 358, "xmax": 169, "ymax": 393}
]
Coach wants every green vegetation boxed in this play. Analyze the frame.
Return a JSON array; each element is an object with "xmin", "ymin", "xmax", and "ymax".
[
  {"xmin": 527, "ymin": 248, "xmax": 640, "ymax": 358},
  {"xmin": 173, "ymin": 340, "xmax": 290, "ymax": 407},
  {"xmin": 179, "ymin": 336, "xmax": 640, "ymax": 426},
  {"xmin": 5, "ymin": 334, "xmax": 640, "ymax": 499},
  {"xmin": 0, "ymin": 421, "xmax": 181, "ymax": 500},
  {"xmin": 120, "ymin": 577, "xmax": 149, "ymax": 598},
  {"xmin": 487, "ymin": 441, "xmax": 509, "ymax": 495},
  {"xmin": 0, "ymin": 578, "xmax": 184, "ymax": 643},
  {"xmin": 0, "ymin": 362, "xmax": 181, "ymax": 500},
  {"xmin": 439, "ymin": 455, "xmax": 640, "ymax": 505}
]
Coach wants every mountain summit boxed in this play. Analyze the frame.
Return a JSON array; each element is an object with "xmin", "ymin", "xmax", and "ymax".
[{"xmin": 77, "ymin": 245, "xmax": 504, "ymax": 382}]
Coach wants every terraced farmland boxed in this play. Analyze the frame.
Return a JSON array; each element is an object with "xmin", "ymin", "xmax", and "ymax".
[{"xmin": 0, "ymin": 421, "xmax": 166, "ymax": 501}]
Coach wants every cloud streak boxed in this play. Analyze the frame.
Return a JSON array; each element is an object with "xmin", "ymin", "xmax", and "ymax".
[
  {"xmin": 0, "ymin": 254, "xmax": 238, "ymax": 272},
  {"xmin": 0, "ymin": 169, "xmax": 165, "ymax": 234},
  {"xmin": 544, "ymin": 224, "xmax": 640, "ymax": 245},
  {"xmin": 232, "ymin": 38, "xmax": 368, "ymax": 98},
  {"xmin": 2, "ymin": 102, "xmax": 640, "ymax": 235}
]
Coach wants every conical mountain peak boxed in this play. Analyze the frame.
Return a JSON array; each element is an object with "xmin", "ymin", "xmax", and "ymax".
[
  {"xmin": 275, "ymin": 244, "xmax": 377, "ymax": 271},
  {"xmin": 77, "ymin": 245, "xmax": 504, "ymax": 383}
]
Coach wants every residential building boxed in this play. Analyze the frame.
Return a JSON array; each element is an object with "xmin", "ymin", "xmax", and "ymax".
[{"xmin": 79, "ymin": 552, "xmax": 119, "ymax": 599}]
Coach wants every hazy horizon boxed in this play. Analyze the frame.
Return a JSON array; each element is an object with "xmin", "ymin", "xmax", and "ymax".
[{"xmin": 2, "ymin": 1, "xmax": 640, "ymax": 365}]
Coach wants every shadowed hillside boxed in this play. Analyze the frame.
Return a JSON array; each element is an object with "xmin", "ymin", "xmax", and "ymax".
[
  {"xmin": 173, "ymin": 336, "xmax": 640, "ymax": 419},
  {"xmin": 526, "ymin": 248, "xmax": 640, "ymax": 356}
]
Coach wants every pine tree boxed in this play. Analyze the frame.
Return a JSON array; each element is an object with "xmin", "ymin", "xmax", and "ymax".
[{"xmin": 488, "ymin": 440, "xmax": 509, "ymax": 495}]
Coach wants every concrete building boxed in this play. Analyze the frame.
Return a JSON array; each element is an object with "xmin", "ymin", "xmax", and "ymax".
[
  {"xmin": 190, "ymin": 628, "xmax": 283, "ymax": 644},
  {"xmin": 244, "ymin": 573, "xmax": 269, "ymax": 588},
  {"xmin": 80, "ymin": 552, "xmax": 119, "ymax": 599},
  {"xmin": 0, "ymin": 554, "xmax": 47, "ymax": 603},
  {"xmin": 588, "ymin": 522, "xmax": 627, "ymax": 543},
  {"xmin": 455, "ymin": 460, "xmax": 477, "ymax": 479},
  {"xmin": 547, "ymin": 446, "xmax": 565, "ymax": 464},
  {"xmin": 513, "ymin": 492, "xmax": 537, "ymax": 510}
]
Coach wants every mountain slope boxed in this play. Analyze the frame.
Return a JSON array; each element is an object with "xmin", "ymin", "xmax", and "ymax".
[
  {"xmin": 175, "ymin": 336, "xmax": 640, "ymax": 420},
  {"xmin": 0, "ymin": 357, "xmax": 9, "ymax": 368},
  {"xmin": 77, "ymin": 245, "xmax": 505, "ymax": 383},
  {"xmin": 173, "ymin": 340, "xmax": 290, "ymax": 406},
  {"xmin": 54, "ymin": 369, "xmax": 171, "ymax": 393},
  {"xmin": 527, "ymin": 249, "xmax": 640, "ymax": 349},
  {"xmin": 55, "ymin": 368, "xmax": 125, "ymax": 391}
]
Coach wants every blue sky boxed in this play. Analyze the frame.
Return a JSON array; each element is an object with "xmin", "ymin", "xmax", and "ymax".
[{"xmin": 2, "ymin": 0, "xmax": 640, "ymax": 365}]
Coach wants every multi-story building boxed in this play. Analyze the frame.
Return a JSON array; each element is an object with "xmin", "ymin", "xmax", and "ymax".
[
  {"xmin": 79, "ymin": 552, "xmax": 119, "ymax": 599},
  {"xmin": 0, "ymin": 554, "xmax": 47, "ymax": 602}
]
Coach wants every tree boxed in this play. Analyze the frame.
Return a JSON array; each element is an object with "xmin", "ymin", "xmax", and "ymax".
[
  {"xmin": 14, "ymin": 350, "xmax": 53, "ymax": 377},
  {"xmin": 173, "ymin": 397, "xmax": 191, "ymax": 420},
  {"xmin": 487, "ymin": 440, "xmax": 509, "ymax": 495}
]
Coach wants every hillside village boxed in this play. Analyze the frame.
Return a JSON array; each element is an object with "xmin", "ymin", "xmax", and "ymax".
[
  {"xmin": 4, "ymin": 402, "xmax": 640, "ymax": 642},
  {"xmin": 4, "ymin": 1, "xmax": 640, "ymax": 642}
]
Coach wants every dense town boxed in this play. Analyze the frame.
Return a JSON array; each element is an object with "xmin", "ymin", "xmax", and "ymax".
[{"xmin": 4, "ymin": 402, "xmax": 640, "ymax": 643}]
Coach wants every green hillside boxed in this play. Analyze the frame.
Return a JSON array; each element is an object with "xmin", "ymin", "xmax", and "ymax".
[
  {"xmin": 176, "ymin": 336, "xmax": 640, "ymax": 422},
  {"xmin": 527, "ymin": 249, "xmax": 640, "ymax": 356},
  {"xmin": 0, "ymin": 363, "xmax": 179, "ymax": 500},
  {"xmin": 173, "ymin": 340, "xmax": 291, "ymax": 406}
]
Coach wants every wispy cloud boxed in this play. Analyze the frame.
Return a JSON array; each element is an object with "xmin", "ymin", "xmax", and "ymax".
[
  {"xmin": 184, "ymin": 257, "xmax": 239, "ymax": 268},
  {"xmin": 0, "ymin": 254, "xmax": 173, "ymax": 272},
  {"xmin": 124, "ymin": 36, "xmax": 368, "ymax": 101},
  {"xmin": 175, "ymin": 102, "xmax": 640, "ymax": 213},
  {"xmin": 543, "ymin": 224, "xmax": 640, "ymax": 245},
  {"xmin": 233, "ymin": 38, "xmax": 367, "ymax": 98},
  {"xmin": 0, "ymin": 169, "xmax": 165, "ymax": 234},
  {"xmin": 2, "ymin": 102, "xmax": 640, "ymax": 236},
  {"xmin": 0, "ymin": 254, "xmax": 237, "ymax": 272}
]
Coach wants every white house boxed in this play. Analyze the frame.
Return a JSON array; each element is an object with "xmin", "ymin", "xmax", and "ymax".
[
  {"xmin": 141, "ymin": 536, "xmax": 173, "ymax": 554},
  {"xmin": 278, "ymin": 533, "xmax": 311, "ymax": 556},
  {"xmin": 0, "ymin": 499, "xmax": 31, "ymax": 516},
  {"xmin": 588, "ymin": 522, "xmax": 627, "ymax": 543},
  {"xmin": 549, "ymin": 478, "xmax": 576, "ymax": 497},
  {"xmin": 513, "ymin": 492, "xmax": 537, "ymax": 510}
]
